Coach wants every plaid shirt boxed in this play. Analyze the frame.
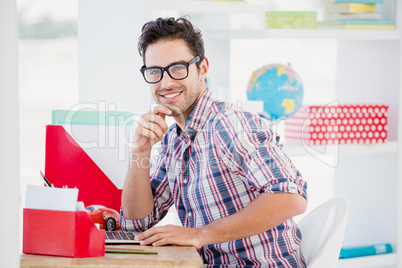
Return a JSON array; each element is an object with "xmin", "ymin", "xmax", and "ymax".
[{"xmin": 121, "ymin": 89, "xmax": 308, "ymax": 267}]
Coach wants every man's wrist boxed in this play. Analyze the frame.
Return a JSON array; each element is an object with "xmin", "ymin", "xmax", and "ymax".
[
  {"xmin": 129, "ymin": 149, "xmax": 152, "ymax": 170},
  {"xmin": 195, "ymin": 226, "xmax": 210, "ymax": 249}
]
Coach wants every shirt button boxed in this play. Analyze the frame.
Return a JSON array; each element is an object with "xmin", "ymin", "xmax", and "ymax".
[
  {"xmin": 188, "ymin": 212, "xmax": 192, "ymax": 217},
  {"xmin": 183, "ymin": 179, "xmax": 188, "ymax": 184}
]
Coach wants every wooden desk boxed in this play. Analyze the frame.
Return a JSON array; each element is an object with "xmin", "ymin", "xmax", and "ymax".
[{"xmin": 20, "ymin": 245, "xmax": 203, "ymax": 268}]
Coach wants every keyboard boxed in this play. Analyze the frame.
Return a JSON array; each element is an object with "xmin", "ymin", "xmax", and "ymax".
[{"xmin": 105, "ymin": 231, "xmax": 142, "ymax": 244}]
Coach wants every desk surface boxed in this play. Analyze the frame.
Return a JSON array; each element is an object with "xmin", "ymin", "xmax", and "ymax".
[{"xmin": 20, "ymin": 245, "xmax": 203, "ymax": 268}]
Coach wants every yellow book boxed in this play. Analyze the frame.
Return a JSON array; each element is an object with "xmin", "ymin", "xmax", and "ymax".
[
  {"xmin": 325, "ymin": 3, "xmax": 376, "ymax": 13},
  {"xmin": 344, "ymin": 24, "xmax": 395, "ymax": 29}
]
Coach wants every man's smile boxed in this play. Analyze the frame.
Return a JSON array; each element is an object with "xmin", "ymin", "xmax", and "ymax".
[{"xmin": 159, "ymin": 91, "xmax": 183, "ymax": 102}]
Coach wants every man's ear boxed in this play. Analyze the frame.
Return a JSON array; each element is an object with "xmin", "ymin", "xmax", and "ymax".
[{"xmin": 199, "ymin": 57, "xmax": 209, "ymax": 81}]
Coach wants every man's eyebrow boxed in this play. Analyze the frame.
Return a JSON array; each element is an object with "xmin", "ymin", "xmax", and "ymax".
[{"xmin": 145, "ymin": 59, "xmax": 188, "ymax": 68}]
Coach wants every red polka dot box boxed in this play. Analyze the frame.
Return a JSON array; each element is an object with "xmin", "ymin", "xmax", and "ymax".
[{"xmin": 285, "ymin": 105, "xmax": 388, "ymax": 145}]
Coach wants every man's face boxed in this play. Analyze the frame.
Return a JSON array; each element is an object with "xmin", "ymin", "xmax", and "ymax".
[{"xmin": 144, "ymin": 39, "xmax": 207, "ymax": 120}]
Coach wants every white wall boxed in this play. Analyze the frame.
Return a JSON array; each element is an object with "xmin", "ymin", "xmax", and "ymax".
[
  {"xmin": 78, "ymin": 0, "xmax": 148, "ymax": 115},
  {"xmin": 0, "ymin": 0, "xmax": 20, "ymax": 266}
]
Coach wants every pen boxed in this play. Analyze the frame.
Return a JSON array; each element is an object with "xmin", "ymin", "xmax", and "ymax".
[{"xmin": 40, "ymin": 170, "xmax": 52, "ymax": 187}]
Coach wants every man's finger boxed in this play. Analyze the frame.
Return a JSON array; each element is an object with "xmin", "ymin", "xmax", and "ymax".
[
  {"xmin": 151, "ymin": 105, "xmax": 172, "ymax": 118},
  {"xmin": 140, "ymin": 232, "xmax": 166, "ymax": 246},
  {"xmin": 143, "ymin": 113, "xmax": 169, "ymax": 135},
  {"xmin": 139, "ymin": 127, "xmax": 161, "ymax": 142},
  {"xmin": 136, "ymin": 225, "xmax": 165, "ymax": 241}
]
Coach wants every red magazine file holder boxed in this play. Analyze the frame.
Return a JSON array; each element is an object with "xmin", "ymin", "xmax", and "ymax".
[
  {"xmin": 23, "ymin": 208, "xmax": 105, "ymax": 257},
  {"xmin": 45, "ymin": 125, "xmax": 123, "ymax": 211}
]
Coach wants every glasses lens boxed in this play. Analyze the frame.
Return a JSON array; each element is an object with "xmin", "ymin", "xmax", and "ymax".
[
  {"xmin": 144, "ymin": 68, "xmax": 162, "ymax": 83},
  {"xmin": 168, "ymin": 63, "xmax": 188, "ymax": 80}
]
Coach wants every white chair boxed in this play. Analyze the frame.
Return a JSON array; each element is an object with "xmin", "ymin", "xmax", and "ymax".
[{"xmin": 298, "ymin": 197, "xmax": 349, "ymax": 268}]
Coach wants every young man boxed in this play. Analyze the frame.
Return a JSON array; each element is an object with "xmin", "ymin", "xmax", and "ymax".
[{"xmin": 121, "ymin": 17, "xmax": 308, "ymax": 267}]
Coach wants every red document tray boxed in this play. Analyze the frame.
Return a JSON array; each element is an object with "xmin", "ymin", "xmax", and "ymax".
[
  {"xmin": 45, "ymin": 125, "xmax": 122, "ymax": 212},
  {"xmin": 23, "ymin": 208, "xmax": 105, "ymax": 258}
]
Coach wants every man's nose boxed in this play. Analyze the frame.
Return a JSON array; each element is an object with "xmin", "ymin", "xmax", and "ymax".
[{"xmin": 160, "ymin": 70, "xmax": 175, "ymax": 88}]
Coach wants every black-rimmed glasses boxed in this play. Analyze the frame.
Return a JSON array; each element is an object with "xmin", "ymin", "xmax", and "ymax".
[{"xmin": 140, "ymin": 56, "xmax": 200, "ymax": 84}]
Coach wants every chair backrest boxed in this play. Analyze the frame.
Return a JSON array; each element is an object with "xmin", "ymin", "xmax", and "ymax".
[{"xmin": 298, "ymin": 197, "xmax": 349, "ymax": 268}]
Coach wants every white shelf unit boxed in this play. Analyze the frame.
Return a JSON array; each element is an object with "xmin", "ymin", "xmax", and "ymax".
[
  {"xmin": 209, "ymin": 29, "xmax": 401, "ymax": 40},
  {"xmin": 147, "ymin": 2, "xmax": 402, "ymax": 268},
  {"xmin": 78, "ymin": 1, "xmax": 402, "ymax": 267}
]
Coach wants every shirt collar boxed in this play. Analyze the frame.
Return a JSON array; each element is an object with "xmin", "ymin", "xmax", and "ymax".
[
  {"xmin": 175, "ymin": 88, "xmax": 216, "ymax": 141},
  {"xmin": 185, "ymin": 88, "xmax": 216, "ymax": 131}
]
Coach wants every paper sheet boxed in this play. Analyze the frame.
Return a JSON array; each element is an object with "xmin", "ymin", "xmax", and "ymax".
[{"xmin": 25, "ymin": 185, "xmax": 79, "ymax": 211}]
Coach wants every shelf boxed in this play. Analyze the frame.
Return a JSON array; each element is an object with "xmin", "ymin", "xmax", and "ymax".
[
  {"xmin": 147, "ymin": 0, "xmax": 400, "ymax": 41},
  {"xmin": 208, "ymin": 29, "xmax": 401, "ymax": 40},
  {"xmin": 147, "ymin": 0, "xmax": 264, "ymax": 14},
  {"xmin": 337, "ymin": 253, "xmax": 397, "ymax": 268},
  {"xmin": 283, "ymin": 141, "xmax": 398, "ymax": 158}
]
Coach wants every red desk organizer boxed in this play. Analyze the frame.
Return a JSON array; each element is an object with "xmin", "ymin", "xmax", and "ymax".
[
  {"xmin": 23, "ymin": 208, "xmax": 105, "ymax": 258},
  {"xmin": 45, "ymin": 125, "xmax": 122, "ymax": 212}
]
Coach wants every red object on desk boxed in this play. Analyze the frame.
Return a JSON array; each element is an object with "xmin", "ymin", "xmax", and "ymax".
[
  {"xmin": 23, "ymin": 209, "xmax": 105, "ymax": 258},
  {"xmin": 44, "ymin": 125, "xmax": 123, "ymax": 211},
  {"xmin": 87, "ymin": 206, "xmax": 121, "ymax": 231}
]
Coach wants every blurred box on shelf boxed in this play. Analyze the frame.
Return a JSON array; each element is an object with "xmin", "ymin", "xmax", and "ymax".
[
  {"xmin": 265, "ymin": 11, "xmax": 317, "ymax": 29},
  {"xmin": 285, "ymin": 104, "xmax": 388, "ymax": 145}
]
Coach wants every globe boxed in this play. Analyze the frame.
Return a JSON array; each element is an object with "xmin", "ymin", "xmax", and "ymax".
[{"xmin": 247, "ymin": 64, "xmax": 304, "ymax": 120}]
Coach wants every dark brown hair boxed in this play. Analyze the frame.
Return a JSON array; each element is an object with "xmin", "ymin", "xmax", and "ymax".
[{"xmin": 138, "ymin": 17, "xmax": 205, "ymax": 68}]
